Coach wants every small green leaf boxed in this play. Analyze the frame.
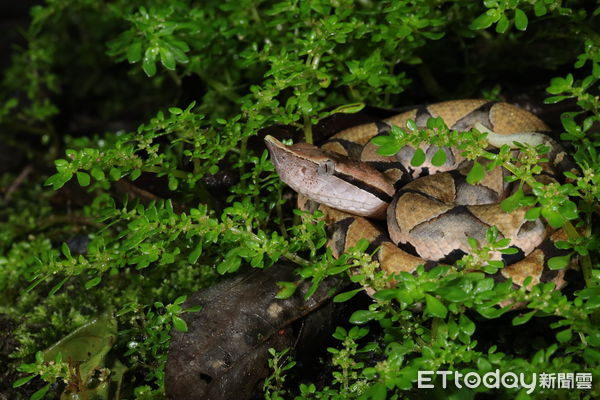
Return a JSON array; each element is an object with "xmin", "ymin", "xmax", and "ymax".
[
  {"xmin": 333, "ymin": 288, "xmax": 363, "ymax": 303},
  {"xmin": 168, "ymin": 175, "xmax": 179, "ymax": 191},
  {"xmin": 477, "ymin": 357, "xmax": 492, "ymax": 371},
  {"xmin": 512, "ymin": 310, "xmax": 536, "ymax": 326},
  {"xmin": 49, "ymin": 276, "xmax": 69, "ymax": 295},
  {"xmin": 467, "ymin": 237, "xmax": 479, "ymax": 249},
  {"xmin": 439, "ymin": 286, "xmax": 469, "ymax": 302},
  {"xmin": 76, "ymin": 171, "xmax": 90, "ymax": 187},
  {"xmin": 496, "ymin": 14, "xmax": 509, "ymax": 33},
  {"xmin": 501, "ymin": 188, "xmax": 523, "ymax": 212},
  {"xmin": 545, "ymin": 95, "xmax": 569, "ymax": 104},
  {"xmin": 411, "ymin": 148, "xmax": 426, "ymax": 166},
  {"xmin": 12, "ymin": 375, "xmax": 34, "ymax": 388},
  {"xmin": 349, "ymin": 309, "xmax": 378, "ymax": 324},
  {"xmin": 330, "ymin": 103, "xmax": 365, "ymax": 114},
  {"xmin": 216, "ymin": 254, "xmax": 241, "ymax": 274},
  {"xmin": 559, "ymin": 200, "xmax": 579, "ymax": 220},
  {"xmin": 31, "ymin": 384, "xmax": 51, "ymax": 400},
  {"xmin": 90, "ymin": 167, "xmax": 105, "ymax": 180},
  {"xmin": 548, "ymin": 254, "xmax": 571, "ymax": 270},
  {"xmin": 142, "ymin": 47, "xmax": 158, "ymax": 77},
  {"xmin": 159, "ymin": 46, "xmax": 176, "ymax": 70},
  {"xmin": 459, "ymin": 314, "xmax": 475, "ymax": 335},
  {"xmin": 431, "ymin": 148, "xmax": 447, "ymax": 167},
  {"xmin": 188, "ymin": 241, "xmax": 203, "ymax": 264},
  {"xmin": 172, "ymin": 315, "xmax": 188, "ymax": 332},
  {"xmin": 514, "ymin": 8, "xmax": 528, "ymax": 30},
  {"xmin": 186, "ymin": 305, "xmax": 202, "ymax": 313},
  {"xmin": 425, "ymin": 294, "xmax": 447, "ymax": 318},
  {"xmin": 500, "ymin": 246, "xmax": 519, "ymax": 255},
  {"xmin": 85, "ymin": 276, "xmax": 101, "ymax": 289},
  {"xmin": 55, "ymin": 158, "xmax": 69, "ymax": 172},
  {"xmin": 556, "ymin": 329, "xmax": 572, "ymax": 343},
  {"xmin": 541, "ymin": 207, "xmax": 565, "ymax": 228},
  {"xmin": 109, "ymin": 167, "xmax": 122, "ymax": 181},
  {"xmin": 127, "ymin": 41, "xmax": 142, "ymax": 63},
  {"xmin": 534, "ymin": 2, "xmax": 547, "ymax": 16},
  {"xmin": 275, "ymin": 281, "xmax": 297, "ymax": 299},
  {"xmin": 584, "ymin": 348, "xmax": 600, "ymax": 363},
  {"xmin": 466, "ymin": 161, "xmax": 485, "ymax": 184},
  {"xmin": 470, "ymin": 12, "xmax": 497, "ymax": 30},
  {"xmin": 525, "ymin": 207, "xmax": 541, "ymax": 220},
  {"xmin": 45, "ymin": 171, "xmax": 73, "ymax": 190},
  {"xmin": 561, "ymin": 116, "xmax": 580, "ymax": 135},
  {"xmin": 130, "ymin": 169, "xmax": 142, "ymax": 180},
  {"xmin": 61, "ymin": 242, "xmax": 72, "ymax": 258}
]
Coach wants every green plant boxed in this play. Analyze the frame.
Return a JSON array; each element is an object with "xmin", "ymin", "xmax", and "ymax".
[{"xmin": 264, "ymin": 348, "xmax": 297, "ymax": 400}]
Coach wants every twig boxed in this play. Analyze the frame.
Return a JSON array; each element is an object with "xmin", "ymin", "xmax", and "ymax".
[{"xmin": 3, "ymin": 164, "xmax": 33, "ymax": 202}]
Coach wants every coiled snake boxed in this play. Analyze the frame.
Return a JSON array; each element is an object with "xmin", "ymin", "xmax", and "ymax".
[{"xmin": 265, "ymin": 100, "xmax": 573, "ymax": 291}]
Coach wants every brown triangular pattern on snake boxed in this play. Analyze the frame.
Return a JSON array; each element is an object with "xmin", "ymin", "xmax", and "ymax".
[
  {"xmin": 360, "ymin": 141, "xmax": 397, "ymax": 166},
  {"xmin": 378, "ymin": 242, "xmax": 423, "ymax": 275},
  {"xmin": 374, "ymin": 120, "xmax": 392, "ymax": 135},
  {"xmin": 345, "ymin": 217, "xmax": 386, "ymax": 250},
  {"xmin": 330, "ymin": 121, "xmax": 381, "ymax": 145},
  {"xmin": 359, "ymin": 122, "xmax": 396, "ymax": 166},
  {"xmin": 322, "ymin": 138, "xmax": 364, "ymax": 159},
  {"xmin": 405, "ymin": 206, "xmax": 490, "ymax": 261},
  {"xmin": 316, "ymin": 203, "xmax": 356, "ymax": 225},
  {"xmin": 539, "ymin": 268, "xmax": 560, "ymax": 283},
  {"xmin": 449, "ymin": 168, "xmax": 502, "ymax": 205},
  {"xmin": 473, "ymin": 159, "xmax": 505, "ymax": 197},
  {"xmin": 321, "ymin": 140, "xmax": 350, "ymax": 157},
  {"xmin": 383, "ymin": 108, "xmax": 418, "ymax": 130},
  {"xmin": 467, "ymin": 204, "xmax": 530, "ymax": 238},
  {"xmin": 451, "ymin": 101, "xmax": 495, "ymax": 131},
  {"xmin": 329, "ymin": 217, "xmax": 354, "ymax": 257},
  {"xmin": 514, "ymin": 220, "xmax": 548, "ymax": 255},
  {"xmin": 401, "ymin": 172, "xmax": 456, "ymax": 204},
  {"xmin": 414, "ymin": 106, "xmax": 433, "ymax": 128},
  {"xmin": 426, "ymin": 99, "xmax": 488, "ymax": 128},
  {"xmin": 364, "ymin": 161, "xmax": 410, "ymax": 189},
  {"xmin": 489, "ymin": 102, "xmax": 550, "ymax": 134},
  {"xmin": 500, "ymin": 249, "xmax": 546, "ymax": 288},
  {"xmin": 392, "ymin": 192, "xmax": 453, "ymax": 235}
]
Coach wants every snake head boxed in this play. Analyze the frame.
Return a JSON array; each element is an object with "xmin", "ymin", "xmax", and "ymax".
[{"xmin": 264, "ymin": 135, "xmax": 395, "ymax": 218}]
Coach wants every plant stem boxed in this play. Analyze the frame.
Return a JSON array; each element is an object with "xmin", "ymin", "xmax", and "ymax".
[
  {"xmin": 563, "ymin": 219, "xmax": 595, "ymax": 288},
  {"xmin": 303, "ymin": 114, "xmax": 313, "ymax": 144},
  {"xmin": 143, "ymin": 166, "xmax": 188, "ymax": 179}
]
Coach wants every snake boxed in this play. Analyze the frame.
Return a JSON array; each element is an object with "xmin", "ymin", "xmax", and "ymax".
[{"xmin": 264, "ymin": 99, "xmax": 574, "ymax": 291}]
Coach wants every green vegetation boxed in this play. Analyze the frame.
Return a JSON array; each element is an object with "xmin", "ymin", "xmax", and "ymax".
[{"xmin": 0, "ymin": 0, "xmax": 598, "ymax": 399}]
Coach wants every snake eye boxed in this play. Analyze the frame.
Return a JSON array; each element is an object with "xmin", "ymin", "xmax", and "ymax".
[{"xmin": 317, "ymin": 159, "xmax": 336, "ymax": 175}]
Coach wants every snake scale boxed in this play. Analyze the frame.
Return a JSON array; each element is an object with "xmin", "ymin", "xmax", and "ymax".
[{"xmin": 265, "ymin": 99, "xmax": 574, "ymax": 292}]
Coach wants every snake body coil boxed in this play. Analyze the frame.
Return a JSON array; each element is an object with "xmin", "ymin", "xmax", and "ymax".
[{"xmin": 265, "ymin": 99, "xmax": 573, "ymax": 291}]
